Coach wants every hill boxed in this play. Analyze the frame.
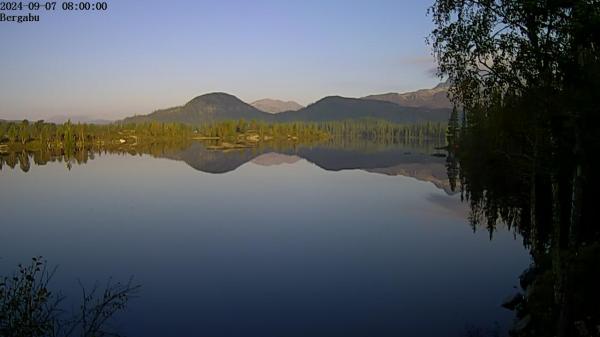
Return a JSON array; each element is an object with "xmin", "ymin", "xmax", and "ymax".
[
  {"xmin": 363, "ymin": 82, "xmax": 452, "ymax": 109},
  {"xmin": 122, "ymin": 86, "xmax": 452, "ymax": 125},
  {"xmin": 277, "ymin": 96, "xmax": 450, "ymax": 123},
  {"xmin": 123, "ymin": 92, "xmax": 273, "ymax": 124},
  {"xmin": 250, "ymin": 99, "xmax": 304, "ymax": 113}
]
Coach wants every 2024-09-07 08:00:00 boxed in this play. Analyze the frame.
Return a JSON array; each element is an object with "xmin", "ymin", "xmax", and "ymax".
[{"xmin": 0, "ymin": 1, "xmax": 108, "ymax": 11}]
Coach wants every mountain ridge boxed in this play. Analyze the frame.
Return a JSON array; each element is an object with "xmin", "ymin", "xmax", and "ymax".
[
  {"xmin": 124, "ymin": 92, "xmax": 274, "ymax": 124},
  {"xmin": 363, "ymin": 82, "xmax": 452, "ymax": 109},
  {"xmin": 276, "ymin": 95, "xmax": 450, "ymax": 123},
  {"xmin": 47, "ymin": 115, "xmax": 113, "ymax": 125},
  {"xmin": 250, "ymin": 99, "xmax": 304, "ymax": 114},
  {"xmin": 123, "ymin": 83, "xmax": 452, "ymax": 125}
]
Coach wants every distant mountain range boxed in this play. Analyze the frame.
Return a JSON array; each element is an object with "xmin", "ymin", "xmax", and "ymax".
[
  {"xmin": 363, "ymin": 82, "xmax": 452, "ymax": 109},
  {"xmin": 276, "ymin": 96, "xmax": 449, "ymax": 123},
  {"xmin": 250, "ymin": 99, "xmax": 304, "ymax": 113},
  {"xmin": 47, "ymin": 115, "xmax": 112, "ymax": 125},
  {"xmin": 1, "ymin": 115, "xmax": 113, "ymax": 125},
  {"xmin": 122, "ymin": 83, "xmax": 452, "ymax": 124}
]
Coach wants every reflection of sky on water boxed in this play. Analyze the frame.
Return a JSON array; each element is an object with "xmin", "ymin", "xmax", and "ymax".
[
  {"xmin": 426, "ymin": 193, "xmax": 470, "ymax": 220},
  {"xmin": 0, "ymin": 153, "xmax": 530, "ymax": 337}
]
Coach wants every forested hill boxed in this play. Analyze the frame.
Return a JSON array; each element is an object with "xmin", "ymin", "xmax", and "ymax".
[
  {"xmin": 122, "ymin": 87, "xmax": 452, "ymax": 125},
  {"xmin": 123, "ymin": 92, "xmax": 274, "ymax": 124},
  {"xmin": 276, "ymin": 96, "xmax": 450, "ymax": 123}
]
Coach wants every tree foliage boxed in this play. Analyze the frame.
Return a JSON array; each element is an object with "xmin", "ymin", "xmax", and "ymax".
[{"xmin": 430, "ymin": 1, "xmax": 600, "ymax": 336}]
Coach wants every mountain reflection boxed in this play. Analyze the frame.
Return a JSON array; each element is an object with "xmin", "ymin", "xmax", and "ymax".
[{"xmin": 0, "ymin": 139, "xmax": 454, "ymax": 193}]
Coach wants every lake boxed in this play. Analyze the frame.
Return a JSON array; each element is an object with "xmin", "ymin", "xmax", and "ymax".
[{"xmin": 0, "ymin": 142, "xmax": 530, "ymax": 337}]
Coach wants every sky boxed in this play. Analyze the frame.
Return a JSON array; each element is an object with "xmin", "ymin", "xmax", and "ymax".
[{"xmin": 0, "ymin": 0, "xmax": 440, "ymax": 120}]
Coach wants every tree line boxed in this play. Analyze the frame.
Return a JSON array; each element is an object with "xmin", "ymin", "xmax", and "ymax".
[
  {"xmin": 0, "ymin": 118, "xmax": 447, "ymax": 172},
  {"xmin": 0, "ymin": 120, "xmax": 192, "ymax": 152},
  {"xmin": 317, "ymin": 119, "xmax": 446, "ymax": 144},
  {"xmin": 0, "ymin": 119, "xmax": 447, "ymax": 151},
  {"xmin": 430, "ymin": 0, "xmax": 600, "ymax": 335}
]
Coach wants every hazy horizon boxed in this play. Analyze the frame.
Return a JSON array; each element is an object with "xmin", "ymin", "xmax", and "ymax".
[{"xmin": 0, "ymin": 0, "xmax": 439, "ymax": 121}]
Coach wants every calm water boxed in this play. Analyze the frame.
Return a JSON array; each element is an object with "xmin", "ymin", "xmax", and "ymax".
[{"xmin": 0, "ymin": 143, "xmax": 530, "ymax": 337}]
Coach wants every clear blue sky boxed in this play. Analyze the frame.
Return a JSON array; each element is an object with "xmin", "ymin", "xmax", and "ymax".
[{"xmin": 0, "ymin": 0, "xmax": 440, "ymax": 120}]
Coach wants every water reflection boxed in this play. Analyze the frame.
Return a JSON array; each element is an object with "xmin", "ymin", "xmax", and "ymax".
[
  {"xmin": 0, "ymin": 140, "xmax": 528, "ymax": 337},
  {"xmin": 447, "ymin": 119, "xmax": 600, "ymax": 336},
  {"xmin": 0, "ymin": 140, "xmax": 192, "ymax": 172},
  {"xmin": 1, "ymin": 140, "xmax": 455, "ymax": 194}
]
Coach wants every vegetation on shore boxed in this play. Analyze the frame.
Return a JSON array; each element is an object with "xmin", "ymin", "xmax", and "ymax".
[
  {"xmin": 1, "ymin": 257, "xmax": 139, "ymax": 337},
  {"xmin": 0, "ymin": 118, "xmax": 447, "ymax": 172},
  {"xmin": 0, "ymin": 119, "xmax": 446, "ymax": 153},
  {"xmin": 0, "ymin": 120, "xmax": 192, "ymax": 153}
]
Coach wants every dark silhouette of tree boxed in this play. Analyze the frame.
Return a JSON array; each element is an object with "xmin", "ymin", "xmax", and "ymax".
[
  {"xmin": 0, "ymin": 256, "xmax": 139, "ymax": 337},
  {"xmin": 430, "ymin": 0, "xmax": 600, "ymax": 336}
]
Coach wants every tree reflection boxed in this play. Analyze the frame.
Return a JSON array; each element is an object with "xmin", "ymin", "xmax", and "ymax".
[
  {"xmin": 431, "ymin": 0, "xmax": 600, "ymax": 335},
  {"xmin": 0, "ymin": 140, "xmax": 193, "ymax": 172}
]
